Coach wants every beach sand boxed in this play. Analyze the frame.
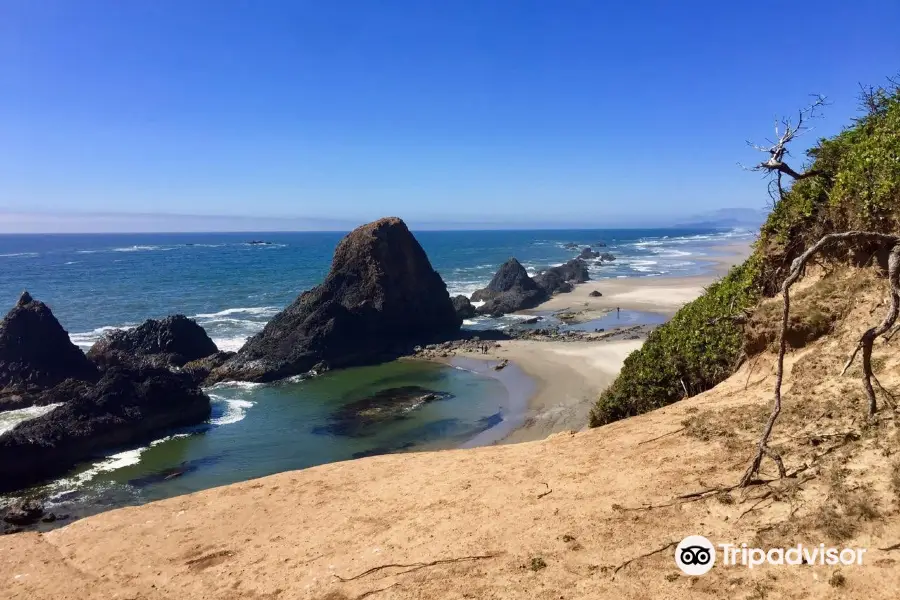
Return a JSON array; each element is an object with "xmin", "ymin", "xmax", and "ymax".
[{"xmin": 470, "ymin": 240, "xmax": 754, "ymax": 444}]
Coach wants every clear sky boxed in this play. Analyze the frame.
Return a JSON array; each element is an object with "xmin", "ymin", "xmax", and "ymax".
[{"xmin": 1, "ymin": 1, "xmax": 898, "ymax": 232}]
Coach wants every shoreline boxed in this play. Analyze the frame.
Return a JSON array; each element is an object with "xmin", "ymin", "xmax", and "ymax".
[{"xmin": 457, "ymin": 240, "xmax": 753, "ymax": 445}]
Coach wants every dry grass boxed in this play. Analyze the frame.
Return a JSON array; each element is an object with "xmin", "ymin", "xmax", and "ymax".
[{"xmin": 743, "ymin": 268, "xmax": 879, "ymax": 355}]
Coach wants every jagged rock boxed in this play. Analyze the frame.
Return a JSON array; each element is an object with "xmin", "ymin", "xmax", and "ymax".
[
  {"xmin": 88, "ymin": 315, "xmax": 218, "ymax": 370},
  {"xmin": 579, "ymin": 247, "xmax": 600, "ymax": 259},
  {"xmin": 472, "ymin": 259, "xmax": 549, "ymax": 316},
  {"xmin": 0, "ymin": 366, "xmax": 211, "ymax": 493},
  {"xmin": 600, "ymin": 252, "xmax": 616, "ymax": 262},
  {"xmin": 0, "ymin": 293, "xmax": 98, "ymax": 409},
  {"xmin": 1, "ymin": 498, "xmax": 45, "ymax": 526},
  {"xmin": 533, "ymin": 259, "xmax": 589, "ymax": 296},
  {"xmin": 182, "ymin": 351, "xmax": 235, "ymax": 386},
  {"xmin": 210, "ymin": 218, "xmax": 460, "ymax": 383},
  {"xmin": 493, "ymin": 359, "xmax": 509, "ymax": 371},
  {"xmin": 563, "ymin": 242, "xmax": 579, "ymax": 250},
  {"xmin": 589, "ymin": 290, "xmax": 603, "ymax": 297},
  {"xmin": 452, "ymin": 295, "xmax": 476, "ymax": 319}
]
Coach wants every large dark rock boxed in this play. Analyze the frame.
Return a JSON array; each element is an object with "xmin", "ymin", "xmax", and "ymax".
[
  {"xmin": 210, "ymin": 218, "xmax": 460, "ymax": 383},
  {"xmin": 533, "ymin": 259, "xmax": 590, "ymax": 296},
  {"xmin": 451, "ymin": 295, "xmax": 476, "ymax": 320},
  {"xmin": 470, "ymin": 258, "xmax": 538, "ymax": 302},
  {"xmin": 472, "ymin": 259, "xmax": 549, "ymax": 317},
  {"xmin": 579, "ymin": 247, "xmax": 600, "ymax": 259},
  {"xmin": 0, "ymin": 366, "xmax": 211, "ymax": 493},
  {"xmin": 87, "ymin": 315, "xmax": 218, "ymax": 369},
  {"xmin": 600, "ymin": 252, "xmax": 616, "ymax": 262},
  {"xmin": 182, "ymin": 351, "xmax": 235, "ymax": 386},
  {"xmin": 0, "ymin": 292, "xmax": 98, "ymax": 410}
]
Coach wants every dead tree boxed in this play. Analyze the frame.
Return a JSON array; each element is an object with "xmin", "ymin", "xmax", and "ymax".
[
  {"xmin": 745, "ymin": 95, "xmax": 828, "ymax": 202},
  {"xmin": 740, "ymin": 232, "xmax": 900, "ymax": 487}
]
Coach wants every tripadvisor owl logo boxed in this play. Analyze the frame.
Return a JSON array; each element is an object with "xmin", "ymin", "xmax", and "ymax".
[{"xmin": 675, "ymin": 535, "xmax": 716, "ymax": 575}]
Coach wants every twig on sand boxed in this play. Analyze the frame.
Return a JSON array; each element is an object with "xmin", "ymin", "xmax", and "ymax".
[
  {"xmin": 880, "ymin": 542, "xmax": 900, "ymax": 552},
  {"xmin": 612, "ymin": 541, "xmax": 678, "ymax": 575},
  {"xmin": 353, "ymin": 584, "xmax": 399, "ymax": 599},
  {"xmin": 637, "ymin": 427, "xmax": 685, "ymax": 445},
  {"xmin": 537, "ymin": 482, "xmax": 553, "ymax": 499},
  {"xmin": 334, "ymin": 553, "xmax": 499, "ymax": 582},
  {"xmin": 614, "ymin": 484, "xmax": 741, "ymax": 511}
]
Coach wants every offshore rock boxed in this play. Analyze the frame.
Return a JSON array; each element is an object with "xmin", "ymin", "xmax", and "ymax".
[
  {"xmin": 210, "ymin": 218, "xmax": 460, "ymax": 383},
  {"xmin": 472, "ymin": 259, "xmax": 548, "ymax": 316},
  {"xmin": 88, "ymin": 315, "xmax": 219, "ymax": 370}
]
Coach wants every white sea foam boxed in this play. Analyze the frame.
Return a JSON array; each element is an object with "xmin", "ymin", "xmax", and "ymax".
[
  {"xmin": 69, "ymin": 324, "xmax": 135, "ymax": 350},
  {"xmin": 0, "ymin": 252, "xmax": 39, "ymax": 258},
  {"xmin": 207, "ymin": 394, "xmax": 256, "ymax": 425},
  {"xmin": 193, "ymin": 306, "xmax": 280, "ymax": 319},
  {"xmin": 0, "ymin": 403, "xmax": 62, "ymax": 435},
  {"xmin": 112, "ymin": 245, "xmax": 173, "ymax": 252},
  {"xmin": 210, "ymin": 335, "xmax": 252, "ymax": 352}
]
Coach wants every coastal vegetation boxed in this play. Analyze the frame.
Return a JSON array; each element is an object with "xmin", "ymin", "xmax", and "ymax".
[{"xmin": 591, "ymin": 77, "xmax": 900, "ymax": 427}]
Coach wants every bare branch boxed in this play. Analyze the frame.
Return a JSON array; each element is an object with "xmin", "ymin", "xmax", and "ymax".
[{"xmin": 747, "ymin": 95, "xmax": 829, "ymax": 193}]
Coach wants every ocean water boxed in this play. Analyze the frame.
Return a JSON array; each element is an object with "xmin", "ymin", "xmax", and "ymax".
[{"xmin": 0, "ymin": 227, "xmax": 751, "ymax": 516}]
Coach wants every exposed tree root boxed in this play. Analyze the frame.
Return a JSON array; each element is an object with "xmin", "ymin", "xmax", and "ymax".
[
  {"xmin": 334, "ymin": 553, "xmax": 499, "ymax": 582},
  {"xmin": 637, "ymin": 427, "xmax": 685, "ymax": 445},
  {"xmin": 741, "ymin": 233, "xmax": 900, "ymax": 487},
  {"xmin": 611, "ymin": 541, "xmax": 677, "ymax": 576}
]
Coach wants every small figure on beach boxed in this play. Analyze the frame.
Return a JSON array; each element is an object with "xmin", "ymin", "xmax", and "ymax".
[{"xmin": 617, "ymin": 306, "xmax": 620, "ymax": 318}]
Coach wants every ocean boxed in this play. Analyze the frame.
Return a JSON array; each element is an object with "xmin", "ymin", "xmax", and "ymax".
[{"xmin": 0, "ymin": 227, "xmax": 751, "ymax": 517}]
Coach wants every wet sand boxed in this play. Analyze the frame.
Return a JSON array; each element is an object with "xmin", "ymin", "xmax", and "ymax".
[{"xmin": 463, "ymin": 240, "xmax": 753, "ymax": 444}]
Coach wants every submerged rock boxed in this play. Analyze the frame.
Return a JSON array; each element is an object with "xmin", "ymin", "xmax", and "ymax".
[
  {"xmin": 472, "ymin": 259, "xmax": 548, "ymax": 316},
  {"xmin": 210, "ymin": 218, "xmax": 460, "ymax": 383},
  {"xmin": 563, "ymin": 242, "xmax": 579, "ymax": 250},
  {"xmin": 452, "ymin": 295, "xmax": 476, "ymax": 320},
  {"xmin": 87, "ymin": 315, "xmax": 219, "ymax": 370},
  {"xmin": 0, "ymin": 292, "xmax": 98, "ymax": 409},
  {"xmin": 0, "ymin": 366, "xmax": 211, "ymax": 493},
  {"xmin": 314, "ymin": 386, "xmax": 454, "ymax": 437}
]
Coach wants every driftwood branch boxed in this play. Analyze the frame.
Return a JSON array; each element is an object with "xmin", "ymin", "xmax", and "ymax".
[
  {"xmin": 612, "ymin": 541, "xmax": 677, "ymax": 575},
  {"xmin": 740, "ymin": 232, "xmax": 900, "ymax": 487},
  {"xmin": 334, "ymin": 553, "xmax": 499, "ymax": 582}
]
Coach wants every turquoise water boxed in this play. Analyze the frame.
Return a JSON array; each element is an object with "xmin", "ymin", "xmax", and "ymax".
[{"xmin": 0, "ymin": 227, "xmax": 751, "ymax": 515}]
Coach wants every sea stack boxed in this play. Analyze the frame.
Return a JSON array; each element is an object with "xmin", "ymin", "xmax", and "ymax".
[
  {"xmin": 210, "ymin": 217, "xmax": 460, "ymax": 383},
  {"xmin": 0, "ymin": 291, "xmax": 98, "ymax": 409},
  {"xmin": 472, "ymin": 258, "xmax": 549, "ymax": 316}
]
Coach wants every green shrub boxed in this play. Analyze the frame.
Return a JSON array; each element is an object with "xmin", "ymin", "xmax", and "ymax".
[{"xmin": 590, "ymin": 79, "xmax": 900, "ymax": 427}]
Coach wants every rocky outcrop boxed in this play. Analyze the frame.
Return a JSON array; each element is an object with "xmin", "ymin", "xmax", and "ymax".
[
  {"xmin": 87, "ymin": 315, "xmax": 219, "ymax": 370},
  {"xmin": 472, "ymin": 259, "xmax": 548, "ymax": 317},
  {"xmin": 579, "ymin": 247, "xmax": 600, "ymax": 259},
  {"xmin": 563, "ymin": 242, "xmax": 578, "ymax": 250},
  {"xmin": 0, "ymin": 366, "xmax": 211, "ymax": 493},
  {"xmin": 533, "ymin": 259, "xmax": 590, "ymax": 296},
  {"xmin": 0, "ymin": 292, "xmax": 98, "ymax": 409},
  {"xmin": 209, "ymin": 218, "xmax": 460, "ymax": 383},
  {"xmin": 589, "ymin": 290, "xmax": 603, "ymax": 297},
  {"xmin": 182, "ymin": 351, "xmax": 235, "ymax": 386},
  {"xmin": 600, "ymin": 252, "xmax": 616, "ymax": 262},
  {"xmin": 451, "ymin": 295, "xmax": 476, "ymax": 320}
]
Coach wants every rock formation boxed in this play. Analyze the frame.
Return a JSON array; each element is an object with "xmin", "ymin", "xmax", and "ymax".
[
  {"xmin": 471, "ymin": 259, "xmax": 548, "ymax": 317},
  {"xmin": 209, "ymin": 217, "xmax": 460, "ymax": 383},
  {"xmin": 0, "ymin": 366, "xmax": 211, "ymax": 493},
  {"xmin": 533, "ymin": 259, "xmax": 590, "ymax": 296},
  {"xmin": 88, "ymin": 315, "xmax": 219, "ymax": 369},
  {"xmin": 579, "ymin": 247, "xmax": 600, "ymax": 259},
  {"xmin": 451, "ymin": 295, "xmax": 476, "ymax": 319},
  {"xmin": 0, "ymin": 292, "xmax": 98, "ymax": 409}
]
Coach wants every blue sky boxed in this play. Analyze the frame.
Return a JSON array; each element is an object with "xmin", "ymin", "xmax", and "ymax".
[{"xmin": 1, "ymin": 1, "xmax": 898, "ymax": 232}]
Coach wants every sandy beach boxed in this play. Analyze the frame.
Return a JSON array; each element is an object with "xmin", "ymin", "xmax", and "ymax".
[{"xmin": 464, "ymin": 240, "xmax": 753, "ymax": 444}]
